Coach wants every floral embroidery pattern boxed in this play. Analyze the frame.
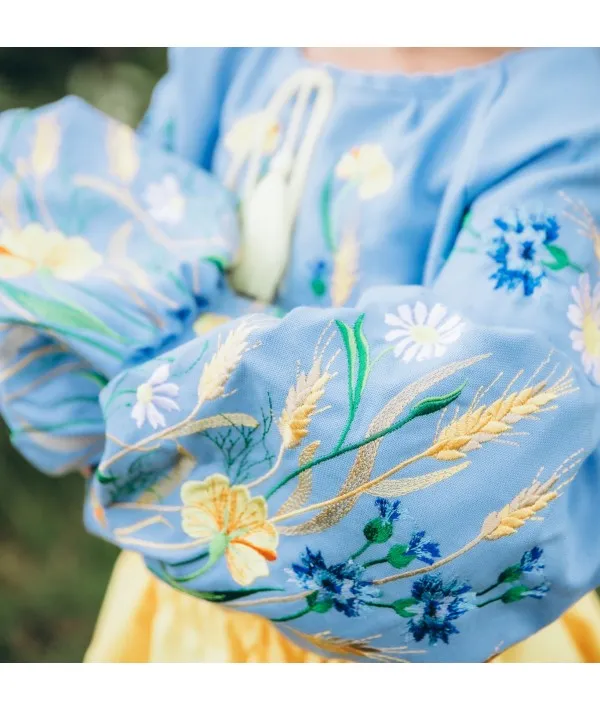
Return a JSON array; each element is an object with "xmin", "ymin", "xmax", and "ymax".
[
  {"xmin": 0, "ymin": 223, "xmax": 102, "ymax": 280},
  {"xmin": 288, "ymin": 548, "xmax": 380, "ymax": 618},
  {"xmin": 384, "ymin": 302, "xmax": 465, "ymax": 363},
  {"xmin": 224, "ymin": 112, "xmax": 280, "ymax": 163},
  {"xmin": 335, "ymin": 145, "xmax": 394, "ymax": 201},
  {"xmin": 132, "ymin": 363, "xmax": 180, "ymax": 429},
  {"xmin": 144, "ymin": 174, "xmax": 185, "ymax": 225},
  {"xmin": 180, "ymin": 473, "xmax": 278, "ymax": 586},
  {"xmin": 404, "ymin": 575, "xmax": 475, "ymax": 645},
  {"xmin": 314, "ymin": 144, "xmax": 394, "ymax": 305},
  {"xmin": 487, "ymin": 211, "xmax": 582, "ymax": 296},
  {"xmin": 262, "ymin": 497, "xmax": 553, "ymax": 645},
  {"xmin": 567, "ymin": 273, "xmax": 600, "ymax": 384}
]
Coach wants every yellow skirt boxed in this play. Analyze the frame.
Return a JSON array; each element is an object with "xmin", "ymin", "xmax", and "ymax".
[{"xmin": 84, "ymin": 551, "xmax": 600, "ymax": 663}]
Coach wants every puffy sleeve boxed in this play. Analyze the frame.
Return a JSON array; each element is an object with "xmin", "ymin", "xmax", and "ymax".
[
  {"xmin": 86, "ymin": 107, "xmax": 600, "ymax": 662},
  {"xmin": 0, "ymin": 96, "xmax": 268, "ymax": 475}
]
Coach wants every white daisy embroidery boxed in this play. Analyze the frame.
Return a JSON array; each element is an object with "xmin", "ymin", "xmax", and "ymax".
[
  {"xmin": 144, "ymin": 175, "xmax": 185, "ymax": 225},
  {"xmin": 131, "ymin": 364, "xmax": 180, "ymax": 429},
  {"xmin": 384, "ymin": 302, "xmax": 465, "ymax": 363},
  {"xmin": 568, "ymin": 273, "xmax": 600, "ymax": 384}
]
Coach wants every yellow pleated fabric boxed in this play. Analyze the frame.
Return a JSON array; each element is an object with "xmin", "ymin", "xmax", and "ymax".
[{"xmin": 84, "ymin": 551, "xmax": 600, "ymax": 664}]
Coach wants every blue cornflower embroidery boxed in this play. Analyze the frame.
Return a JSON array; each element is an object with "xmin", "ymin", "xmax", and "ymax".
[
  {"xmin": 486, "ymin": 211, "xmax": 580, "ymax": 296},
  {"xmin": 375, "ymin": 498, "xmax": 402, "ymax": 523},
  {"xmin": 406, "ymin": 574, "xmax": 475, "ymax": 645},
  {"xmin": 406, "ymin": 531, "xmax": 441, "ymax": 565},
  {"xmin": 519, "ymin": 546, "xmax": 545, "ymax": 575},
  {"xmin": 289, "ymin": 547, "xmax": 380, "ymax": 617}
]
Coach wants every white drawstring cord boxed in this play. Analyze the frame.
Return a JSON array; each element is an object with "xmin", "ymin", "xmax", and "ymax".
[{"xmin": 231, "ymin": 68, "xmax": 334, "ymax": 302}]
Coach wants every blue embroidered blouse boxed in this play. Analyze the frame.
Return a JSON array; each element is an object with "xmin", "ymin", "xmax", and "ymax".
[{"xmin": 1, "ymin": 47, "xmax": 600, "ymax": 662}]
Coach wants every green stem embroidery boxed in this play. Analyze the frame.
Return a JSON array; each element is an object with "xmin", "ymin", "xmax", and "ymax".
[
  {"xmin": 477, "ymin": 595, "xmax": 505, "ymax": 608},
  {"xmin": 265, "ymin": 381, "xmax": 466, "ymax": 500},
  {"xmin": 349, "ymin": 541, "xmax": 372, "ymax": 560},
  {"xmin": 363, "ymin": 557, "xmax": 388, "ymax": 568},
  {"xmin": 476, "ymin": 582, "xmax": 501, "ymax": 597},
  {"xmin": 365, "ymin": 601, "xmax": 394, "ymax": 609},
  {"xmin": 165, "ymin": 551, "xmax": 209, "ymax": 568},
  {"xmin": 320, "ymin": 173, "xmax": 336, "ymax": 252},
  {"xmin": 270, "ymin": 606, "xmax": 312, "ymax": 623}
]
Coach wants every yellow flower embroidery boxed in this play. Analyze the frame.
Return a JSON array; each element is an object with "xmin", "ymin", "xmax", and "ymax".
[
  {"xmin": 335, "ymin": 144, "xmax": 394, "ymax": 200},
  {"xmin": 181, "ymin": 473, "xmax": 278, "ymax": 586},
  {"xmin": 193, "ymin": 313, "xmax": 232, "ymax": 336},
  {"xmin": 0, "ymin": 223, "xmax": 103, "ymax": 280},
  {"xmin": 224, "ymin": 112, "xmax": 280, "ymax": 160}
]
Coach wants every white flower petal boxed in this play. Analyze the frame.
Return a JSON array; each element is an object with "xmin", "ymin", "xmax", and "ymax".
[
  {"xmin": 153, "ymin": 395, "xmax": 180, "ymax": 412},
  {"xmin": 434, "ymin": 342, "xmax": 447, "ymax": 357},
  {"xmin": 384, "ymin": 313, "xmax": 404, "ymax": 327},
  {"xmin": 437, "ymin": 314, "xmax": 464, "ymax": 334},
  {"xmin": 414, "ymin": 301, "xmax": 428, "ymax": 325},
  {"xmin": 385, "ymin": 328, "xmax": 410, "ymax": 342},
  {"xmin": 402, "ymin": 343, "xmax": 421, "ymax": 363},
  {"xmin": 396, "ymin": 304, "xmax": 414, "ymax": 326},
  {"xmin": 416, "ymin": 344, "xmax": 434, "ymax": 361},
  {"xmin": 153, "ymin": 382, "xmax": 179, "ymax": 397},
  {"xmin": 567, "ymin": 304, "xmax": 584, "ymax": 328},
  {"xmin": 146, "ymin": 402, "xmax": 166, "ymax": 430},
  {"xmin": 131, "ymin": 401, "xmax": 146, "ymax": 428},
  {"xmin": 439, "ymin": 325, "xmax": 464, "ymax": 345},
  {"xmin": 148, "ymin": 363, "xmax": 170, "ymax": 386},
  {"xmin": 393, "ymin": 337, "xmax": 413, "ymax": 358},
  {"xmin": 426, "ymin": 303, "xmax": 447, "ymax": 328}
]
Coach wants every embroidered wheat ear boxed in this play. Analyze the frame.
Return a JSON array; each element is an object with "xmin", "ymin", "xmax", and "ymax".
[
  {"xmin": 287, "ymin": 629, "xmax": 422, "ymax": 663},
  {"xmin": 480, "ymin": 452, "xmax": 581, "ymax": 540},
  {"xmin": 198, "ymin": 320, "xmax": 258, "ymax": 401},
  {"xmin": 331, "ymin": 229, "xmax": 359, "ymax": 308},
  {"xmin": 278, "ymin": 357, "xmax": 334, "ymax": 449},
  {"xmin": 100, "ymin": 319, "xmax": 262, "ymax": 473},
  {"xmin": 374, "ymin": 452, "xmax": 582, "ymax": 586},
  {"xmin": 430, "ymin": 368, "xmax": 575, "ymax": 461}
]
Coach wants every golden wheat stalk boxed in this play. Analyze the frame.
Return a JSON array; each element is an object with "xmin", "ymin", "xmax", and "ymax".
[
  {"xmin": 430, "ymin": 369, "xmax": 575, "ymax": 461},
  {"xmin": 480, "ymin": 451, "xmax": 582, "ymax": 540},
  {"xmin": 278, "ymin": 357, "xmax": 334, "ymax": 449},
  {"xmin": 271, "ymin": 365, "xmax": 576, "ymax": 526},
  {"xmin": 560, "ymin": 191, "xmax": 600, "ymax": 266},
  {"xmin": 287, "ymin": 629, "xmax": 422, "ymax": 662},
  {"xmin": 199, "ymin": 320, "xmax": 259, "ymax": 401},
  {"xmin": 331, "ymin": 229, "xmax": 359, "ymax": 307},
  {"xmin": 100, "ymin": 319, "xmax": 262, "ymax": 472},
  {"xmin": 374, "ymin": 452, "xmax": 582, "ymax": 586}
]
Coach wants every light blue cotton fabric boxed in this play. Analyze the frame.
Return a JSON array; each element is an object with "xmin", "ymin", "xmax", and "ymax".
[{"xmin": 1, "ymin": 48, "xmax": 600, "ymax": 662}]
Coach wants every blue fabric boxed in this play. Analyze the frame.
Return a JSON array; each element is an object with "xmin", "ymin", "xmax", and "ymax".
[{"xmin": 1, "ymin": 48, "xmax": 600, "ymax": 662}]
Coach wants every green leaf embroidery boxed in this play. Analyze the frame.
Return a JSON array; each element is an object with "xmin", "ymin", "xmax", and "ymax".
[
  {"xmin": 542, "ymin": 243, "xmax": 584, "ymax": 273},
  {"xmin": 0, "ymin": 281, "xmax": 122, "ymax": 341},
  {"xmin": 188, "ymin": 587, "xmax": 283, "ymax": 603},
  {"xmin": 408, "ymin": 382, "xmax": 466, "ymax": 419},
  {"xmin": 307, "ymin": 591, "xmax": 334, "ymax": 614},
  {"xmin": 391, "ymin": 598, "xmax": 418, "ymax": 618},
  {"xmin": 320, "ymin": 174, "xmax": 336, "ymax": 252},
  {"xmin": 387, "ymin": 544, "xmax": 416, "ymax": 569}
]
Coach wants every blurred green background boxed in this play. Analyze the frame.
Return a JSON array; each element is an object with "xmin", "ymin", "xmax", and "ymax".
[{"xmin": 0, "ymin": 48, "xmax": 167, "ymax": 662}]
